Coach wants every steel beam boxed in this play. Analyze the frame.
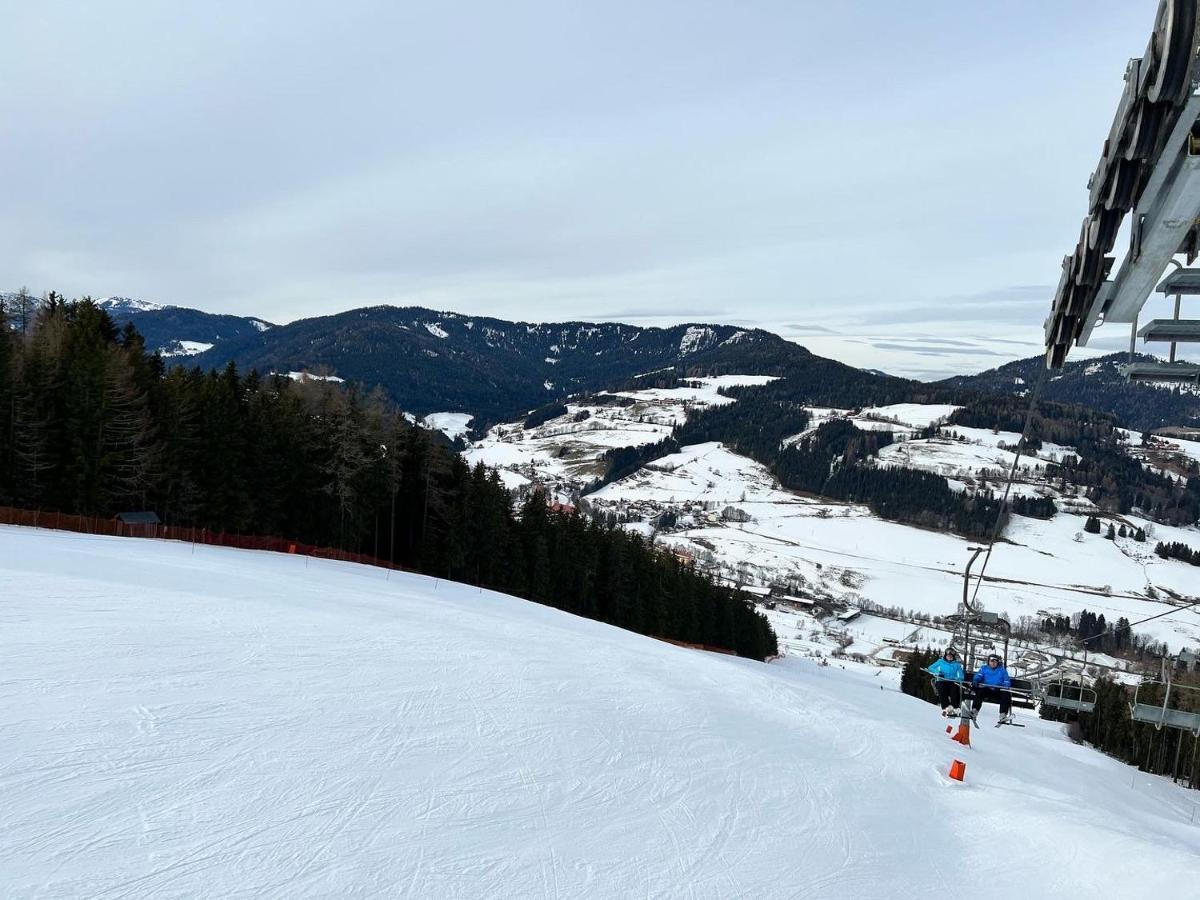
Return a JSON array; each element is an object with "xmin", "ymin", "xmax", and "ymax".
[
  {"xmin": 1097, "ymin": 129, "xmax": 1200, "ymax": 325},
  {"xmin": 1138, "ymin": 318, "xmax": 1200, "ymax": 341}
]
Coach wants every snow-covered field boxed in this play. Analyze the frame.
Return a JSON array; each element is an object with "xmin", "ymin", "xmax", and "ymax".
[
  {"xmin": 2, "ymin": 526, "xmax": 1198, "ymax": 899},
  {"xmin": 465, "ymin": 376, "xmax": 777, "ymax": 495},
  {"xmin": 468, "ymin": 391, "xmax": 1200, "ymax": 655},
  {"xmin": 658, "ymin": 503, "xmax": 1200, "ymax": 651},
  {"xmin": 787, "ymin": 403, "xmax": 961, "ymax": 443},
  {"xmin": 421, "ymin": 412, "xmax": 474, "ymax": 440},
  {"xmin": 592, "ymin": 441, "xmax": 796, "ymax": 506},
  {"xmin": 275, "ymin": 371, "xmax": 346, "ymax": 384},
  {"xmin": 158, "ymin": 340, "xmax": 215, "ymax": 357}
]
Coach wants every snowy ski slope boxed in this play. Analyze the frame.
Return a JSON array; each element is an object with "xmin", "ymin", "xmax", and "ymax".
[{"xmin": 2, "ymin": 527, "xmax": 1198, "ymax": 898}]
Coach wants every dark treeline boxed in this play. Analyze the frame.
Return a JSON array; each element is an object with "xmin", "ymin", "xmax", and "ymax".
[
  {"xmin": 1155, "ymin": 540, "xmax": 1200, "ymax": 566},
  {"xmin": 949, "ymin": 397, "xmax": 1200, "ymax": 527},
  {"xmin": 773, "ymin": 420, "xmax": 894, "ymax": 489},
  {"xmin": 947, "ymin": 396, "xmax": 1115, "ymax": 450},
  {"xmin": 939, "ymin": 351, "xmax": 1200, "ymax": 435},
  {"xmin": 0, "ymin": 298, "xmax": 777, "ymax": 659},
  {"xmin": 675, "ymin": 395, "xmax": 812, "ymax": 460},
  {"xmin": 822, "ymin": 465, "xmax": 1002, "ymax": 537},
  {"xmin": 1041, "ymin": 675, "xmax": 1200, "ymax": 790},
  {"xmin": 1059, "ymin": 438, "xmax": 1200, "ymax": 526},
  {"xmin": 679, "ymin": 405, "xmax": 1004, "ymax": 538},
  {"xmin": 1039, "ymin": 609, "xmax": 1145, "ymax": 656},
  {"xmin": 1011, "ymin": 495, "xmax": 1056, "ymax": 519},
  {"xmin": 523, "ymin": 401, "xmax": 569, "ymax": 430},
  {"xmin": 900, "ymin": 648, "xmax": 941, "ymax": 705},
  {"xmin": 589, "ymin": 436, "xmax": 681, "ymax": 492}
]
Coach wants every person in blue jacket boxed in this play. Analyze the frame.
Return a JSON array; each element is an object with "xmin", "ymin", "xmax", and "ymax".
[
  {"xmin": 926, "ymin": 647, "xmax": 964, "ymax": 716},
  {"xmin": 971, "ymin": 653, "xmax": 1014, "ymax": 723}
]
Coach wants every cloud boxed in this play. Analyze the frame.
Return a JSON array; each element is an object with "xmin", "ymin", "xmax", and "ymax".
[
  {"xmin": 0, "ymin": 1, "xmax": 1156, "ymax": 379},
  {"xmin": 580, "ymin": 306, "xmax": 731, "ymax": 322},
  {"xmin": 869, "ymin": 342, "xmax": 1006, "ymax": 357},
  {"xmin": 781, "ymin": 324, "xmax": 842, "ymax": 335},
  {"xmin": 859, "ymin": 286, "xmax": 1054, "ymax": 327}
]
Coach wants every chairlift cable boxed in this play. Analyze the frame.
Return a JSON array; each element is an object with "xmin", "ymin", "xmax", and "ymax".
[
  {"xmin": 967, "ymin": 364, "xmax": 1051, "ymax": 610},
  {"xmin": 1077, "ymin": 594, "xmax": 1200, "ymax": 645},
  {"xmin": 961, "ymin": 359, "xmax": 1200, "ymax": 645}
]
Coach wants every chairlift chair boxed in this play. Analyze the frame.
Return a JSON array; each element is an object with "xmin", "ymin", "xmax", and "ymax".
[
  {"xmin": 1037, "ymin": 645, "xmax": 1098, "ymax": 714},
  {"xmin": 1129, "ymin": 668, "xmax": 1200, "ymax": 737},
  {"xmin": 1041, "ymin": 680, "xmax": 1098, "ymax": 714},
  {"xmin": 1006, "ymin": 675, "xmax": 1039, "ymax": 710}
]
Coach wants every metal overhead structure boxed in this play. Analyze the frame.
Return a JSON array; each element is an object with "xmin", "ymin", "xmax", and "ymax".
[{"xmin": 1044, "ymin": 0, "xmax": 1200, "ymax": 382}]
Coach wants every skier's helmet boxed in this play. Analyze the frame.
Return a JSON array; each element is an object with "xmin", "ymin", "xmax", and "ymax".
[
  {"xmin": 943, "ymin": 648, "xmax": 958, "ymax": 660},
  {"xmin": 987, "ymin": 653, "xmax": 1001, "ymax": 665}
]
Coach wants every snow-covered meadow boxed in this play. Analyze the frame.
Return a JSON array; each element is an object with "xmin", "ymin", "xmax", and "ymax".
[
  {"xmin": 2, "ymin": 526, "xmax": 1198, "ymax": 898},
  {"xmin": 421, "ymin": 412, "xmax": 474, "ymax": 441},
  {"xmin": 464, "ymin": 376, "xmax": 778, "ymax": 495},
  {"xmin": 467, "ymin": 385, "xmax": 1200, "ymax": 657}
]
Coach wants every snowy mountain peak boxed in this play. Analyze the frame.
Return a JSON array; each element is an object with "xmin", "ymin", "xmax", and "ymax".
[
  {"xmin": 679, "ymin": 325, "xmax": 717, "ymax": 355},
  {"xmin": 96, "ymin": 296, "xmax": 167, "ymax": 313}
]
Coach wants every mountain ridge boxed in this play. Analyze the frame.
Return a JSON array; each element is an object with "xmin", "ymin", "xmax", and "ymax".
[
  {"xmin": 938, "ymin": 351, "xmax": 1200, "ymax": 433},
  {"xmin": 27, "ymin": 293, "xmax": 1200, "ymax": 432},
  {"xmin": 105, "ymin": 300, "xmax": 897, "ymax": 424}
]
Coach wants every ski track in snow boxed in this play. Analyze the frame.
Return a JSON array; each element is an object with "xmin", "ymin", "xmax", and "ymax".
[{"xmin": 1, "ymin": 526, "xmax": 1198, "ymax": 898}]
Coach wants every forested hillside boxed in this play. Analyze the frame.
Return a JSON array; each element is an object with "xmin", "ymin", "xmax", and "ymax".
[
  {"xmin": 34, "ymin": 290, "xmax": 1200, "ymax": 436},
  {"xmin": 676, "ymin": 403, "xmax": 1003, "ymax": 538},
  {"xmin": 947, "ymin": 397, "xmax": 1200, "ymax": 526},
  {"xmin": 0, "ymin": 297, "xmax": 775, "ymax": 659},
  {"xmin": 939, "ymin": 352, "xmax": 1200, "ymax": 433},
  {"xmin": 671, "ymin": 370, "xmax": 1199, "ymax": 536},
  {"xmin": 187, "ymin": 307, "xmax": 811, "ymax": 425},
  {"xmin": 97, "ymin": 297, "xmax": 928, "ymax": 427},
  {"xmin": 96, "ymin": 297, "xmax": 274, "ymax": 355}
]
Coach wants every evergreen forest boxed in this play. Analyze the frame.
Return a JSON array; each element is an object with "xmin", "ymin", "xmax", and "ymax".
[{"xmin": 0, "ymin": 297, "xmax": 777, "ymax": 660}]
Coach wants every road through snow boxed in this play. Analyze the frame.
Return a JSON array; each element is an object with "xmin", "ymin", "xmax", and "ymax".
[{"xmin": 1, "ymin": 526, "xmax": 1197, "ymax": 898}]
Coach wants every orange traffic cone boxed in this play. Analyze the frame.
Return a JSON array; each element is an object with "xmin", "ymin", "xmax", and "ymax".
[
  {"xmin": 951, "ymin": 722, "xmax": 971, "ymax": 747},
  {"xmin": 948, "ymin": 759, "xmax": 966, "ymax": 781},
  {"xmin": 945, "ymin": 725, "xmax": 953, "ymax": 734}
]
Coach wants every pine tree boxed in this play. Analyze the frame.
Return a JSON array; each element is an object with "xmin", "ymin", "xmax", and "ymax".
[{"xmin": 101, "ymin": 352, "xmax": 162, "ymax": 511}]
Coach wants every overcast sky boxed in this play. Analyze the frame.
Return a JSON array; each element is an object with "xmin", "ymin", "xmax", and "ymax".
[{"xmin": 2, "ymin": 1, "xmax": 1191, "ymax": 378}]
